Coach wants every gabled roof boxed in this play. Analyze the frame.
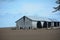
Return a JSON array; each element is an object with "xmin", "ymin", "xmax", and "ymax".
[
  {"xmin": 27, "ymin": 16, "xmax": 52, "ymax": 22},
  {"xmin": 16, "ymin": 16, "xmax": 60, "ymax": 22}
]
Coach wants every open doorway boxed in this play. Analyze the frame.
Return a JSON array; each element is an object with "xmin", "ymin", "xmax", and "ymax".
[
  {"xmin": 57, "ymin": 22, "xmax": 59, "ymax": 26},
  {"xmin": 37, "ymin": 21, "xmax": 42, "ymax": 28},
  {"xmin": 43, "ymin": 21, "xmax": 47, "ymax": 28},
  {"xmin": 54, "ymin": 22, "xmax": 57, "ymax": 27},
  {"xmin": 48, "ymin": 22, "xmax": 51, "ymax": 28}
]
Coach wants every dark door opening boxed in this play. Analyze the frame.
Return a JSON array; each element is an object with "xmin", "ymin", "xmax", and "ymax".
[
  {"xmin": 57, "ymin": 22, "xmax": 59, "ymax": 26},
  {"xmin": 48, "ymin": 22, "xmax": 51, "ymax": 28},
  {"xmin": 54, "ymin": 22, "xmax": 57, "ymax": 27},
  {"xmin": 43, "ymin": 21, "xmax": 47, "ymax": 28},
  {"xmin": 37, "ymin": 21, "xmax": 42, "ymax": 28}
]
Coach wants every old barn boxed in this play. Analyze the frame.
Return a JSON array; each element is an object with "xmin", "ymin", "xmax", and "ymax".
[{"xmin": 16, "ymin": 16, "xmax": 60, "ymax": 29}]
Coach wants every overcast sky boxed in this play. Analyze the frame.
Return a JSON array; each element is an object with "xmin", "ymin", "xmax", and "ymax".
[{"xmin": 0, "ymin": 0, "xmax": 60, "ymax": 28}]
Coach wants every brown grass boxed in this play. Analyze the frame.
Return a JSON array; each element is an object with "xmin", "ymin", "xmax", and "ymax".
[{"xmin": 0, "ymin": 28, "xmax": 60, "ymax": 40}]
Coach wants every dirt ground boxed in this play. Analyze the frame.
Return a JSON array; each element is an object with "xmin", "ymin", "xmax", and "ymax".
[{"xmin": 0, "ymin": 28, "xmax": 60, "ymax": 40}]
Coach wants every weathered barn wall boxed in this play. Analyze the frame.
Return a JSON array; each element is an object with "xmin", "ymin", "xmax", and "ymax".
[
  {"xmin": 51, "ymin": 22, "xmax": 54, "ymax": 27},
  {"xmin": 16, "ymin": 18, "xmax": 24, "ymax": 29},
  {"xmin": 16, "ymin": 16, "xmax": 32, "ymax": 29},
  {"xmin": 32, "ymin": 21, "xmax": 37, "ymax": 29},
  {"xmin": 24, "ymin": 17, "xmax": 32, "ymax": 29}
]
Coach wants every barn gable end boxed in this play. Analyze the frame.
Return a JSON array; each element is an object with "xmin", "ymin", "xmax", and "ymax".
[{"xmin": 16, "ymin": 16, "xmax": 32, "ymax": 29}]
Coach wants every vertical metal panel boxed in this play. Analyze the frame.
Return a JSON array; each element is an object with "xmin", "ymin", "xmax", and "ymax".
[
  {"xmin": 32, "ymin": 21, "xmax": 37, "ymax": 28},
  {"xmin": 24, "ymin": 17, "xmax": 32, "ymax": 29},
  {"xmin": 16, "ymin": 18, "xmax": 24, "ymax": 29},
  {"xmin": 51, "ymin": 22, "xmax": 54, "ymax": 27},
  {"xmin": 41, "ymin": 22, "xmax": 44, "ymax": 28}
]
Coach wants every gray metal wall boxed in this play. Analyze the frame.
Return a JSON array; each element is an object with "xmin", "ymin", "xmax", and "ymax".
[{"xmin": 16, "ymin": 17, "xmax": 32, "ymax": 29}]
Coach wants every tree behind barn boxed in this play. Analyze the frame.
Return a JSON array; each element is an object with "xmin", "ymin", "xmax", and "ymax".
[{"xmin": 53, "ymin": 0, "xmax": 60, "ymax": 12}]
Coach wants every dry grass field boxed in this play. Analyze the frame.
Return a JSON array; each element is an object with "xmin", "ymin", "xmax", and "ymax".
[{"xmin": 0, "ymin": 28, "xmax": 60, "ymax": 40}]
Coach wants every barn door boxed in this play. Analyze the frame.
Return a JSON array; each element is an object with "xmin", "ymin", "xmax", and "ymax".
[
  {"xmin": 43, "ymin": 21, "xmax": 47, "ymax": 28},
  {"xmin": 54, "ymin": 22, "xmax": 57, "ymax": 27},
  {"xmin": 37, "ymin": 21, "xmax": 42, "ymax": 28},
  {"xmin": 48, "ymin": 22, "xmax": 51, "ymax": 28}
]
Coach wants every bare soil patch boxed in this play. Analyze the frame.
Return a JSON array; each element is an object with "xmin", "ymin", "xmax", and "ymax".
[{"xmin": 0, "ymin": 28, "xmax": 60, "ymax": 40}]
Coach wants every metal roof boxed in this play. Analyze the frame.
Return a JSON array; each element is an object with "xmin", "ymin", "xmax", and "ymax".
[
  {"xmin": 16, "ymin": 16, "xmax": 60, "ymax": 22},
  {"xmin": 26, "ymin": 16, "xmax": 59, "ymax": 22}
]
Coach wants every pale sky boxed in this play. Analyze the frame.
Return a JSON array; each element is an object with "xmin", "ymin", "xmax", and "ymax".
[{"xmin": 0, "ymin": 0, "xmax": 60, "ymax": 28}]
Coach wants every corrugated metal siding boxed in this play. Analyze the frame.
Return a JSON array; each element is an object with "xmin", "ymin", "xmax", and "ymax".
[
  {"xmin": 16, "ymin": 16, "xmax": 32, "ymax": 29},
  {"xmin": 32, "ymin": 21, "xmax": 37, "ymax": 28},
  {"xmin": 24, "ymin": 17, "xmax": 32, "ymax": 28},
  {"xmin": 16, "ymin": 18, "xmax": 24, "ymax": 29}
]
